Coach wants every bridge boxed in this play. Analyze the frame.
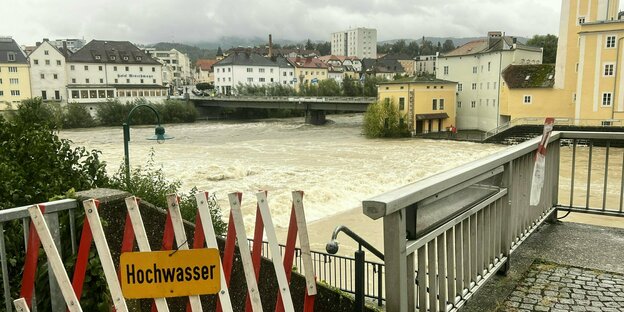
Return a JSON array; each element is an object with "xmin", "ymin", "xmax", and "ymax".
[{"xmin": 171, "ymin": 95, "xmax": 377, "ymax": 125}]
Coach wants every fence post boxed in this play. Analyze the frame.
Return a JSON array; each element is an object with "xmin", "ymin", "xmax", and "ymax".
[
  {"xmin": 498, "ymin": 161, "xmax": 513, "ymax": 275},
  {"xmin": 377, "ymin": 263, "xmax": 383, "ymax": 307},
  {"xmin": 354, "ymin": 250, "xmax": 365, "ymax": 312},
  {"xmin": 383, "ymin": 210, "xmax": 408, "ymax": 311}
]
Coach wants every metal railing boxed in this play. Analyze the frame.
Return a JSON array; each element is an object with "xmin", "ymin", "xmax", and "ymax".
[
  {"xmin": 363, "ymin": 131, "xmax": 624, "ymax": 311},
  {"xmin": 247, "ymin": 238, "xmax": 385, "ymax": 306},
  {"xmin": 483, "ymin": 117, "xmax": 624, "ymax": 140},
  {"xmin": 174, "ymin": 94, "xmax": 377, "ymax": 103},
  {"xmin": 0, "ymin": 199, "xmax": 79, "ymax": 312}
]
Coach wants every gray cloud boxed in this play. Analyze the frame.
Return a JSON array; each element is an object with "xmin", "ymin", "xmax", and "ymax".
[{"xmin": 2, "ymin": 0, "xmax": 618, "ymax": 46}]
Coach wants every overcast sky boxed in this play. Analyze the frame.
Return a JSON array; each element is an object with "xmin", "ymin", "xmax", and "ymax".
[{"xmin": 2, "ymin": 0, "xmax": 623, "ymax": 46}]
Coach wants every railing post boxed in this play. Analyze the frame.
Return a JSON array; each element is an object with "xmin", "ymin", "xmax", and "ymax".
[
  {"xmin": 498, "ymin": 161, "xmax": 513, "ymax": 275},
  {"xmin": 383, "ymin": 210, "xmax": 408, "ymax": 311},
  {"xmin": 354, "ymin": 250, "xmax": 365, "ymax": 312},
  {"xmin": 377, "ymin": 263, "xmax": 383, "ymax": 307},
  {"xmin": 547, "ymin": 140, "xmax": 561, "ymax": 223}
]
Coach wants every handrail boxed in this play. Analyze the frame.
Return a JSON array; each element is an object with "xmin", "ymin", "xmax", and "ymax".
[{"xmin": 483, "ymin": 117, "xmax": 624, "ymax": 139}]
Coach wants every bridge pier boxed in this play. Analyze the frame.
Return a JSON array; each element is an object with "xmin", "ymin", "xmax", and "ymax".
[{"xmin": 305, "ymin": 110, "xmax": 326, "ymax": 125}]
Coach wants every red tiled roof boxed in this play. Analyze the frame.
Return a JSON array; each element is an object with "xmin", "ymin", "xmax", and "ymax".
[
  {"xmin": 196, "ymin": 59, "xmax": 218, "ymax": 71},
  {"xmin": 287, "ymin": 57, "xmax": 329, "ymax": 69},
  {"xmin": 443, "ymin": 39, "xmax": 489, "ymax": 57}
]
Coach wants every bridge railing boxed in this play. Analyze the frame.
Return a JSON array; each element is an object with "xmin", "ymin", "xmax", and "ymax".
[
  {"xmin": 181, "ymin": 94, "xmax": 377, "ymax": 103},
  {"xmin": 363, "ymin": 131, "xmax": 624, "ymax": 311},
  {"xmin": 483, "ymin": 117, "xmax": 624, "ymax": 140}
]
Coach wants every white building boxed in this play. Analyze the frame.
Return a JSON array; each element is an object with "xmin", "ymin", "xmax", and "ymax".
[
  {"xmin": 28, "ymin": 40, "xmax": 67, "ymax": 102},
  {"xmin": 436, "ymin": 32, "xmax": 543, "ymax": 131},
  {"xmin": 144, "ymin": 48, "xmax": 193, "ymax": 87},
  {"xmin": 214, "ymin": 52, "xmax": 294, "ymax": 95},
  {"xmin": 66, "ymin": 40, "xmax": 167, "ymax": 110},
  {"xmin": 331, "ymin": 27, "xmax": 377, "ymax": 59},
  {"xmin": 414, "ymin": 54, "xmax": 437, "ymax": 76}
]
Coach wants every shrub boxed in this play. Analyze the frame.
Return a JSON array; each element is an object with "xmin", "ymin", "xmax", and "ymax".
[
  {"xmin": 363, "ymin": 99, "xmax": 410, "ymax": 138},
  {"xmin": 62, "ymin": 103, "xmax": 97, "ymax": 128},
  {"xmin": 96, "ymin": 99, "xmax": 198, "ymax": 126},
  {"xmin": 160, "ymin": 100, "xmax": 198, "ymax": 123}
]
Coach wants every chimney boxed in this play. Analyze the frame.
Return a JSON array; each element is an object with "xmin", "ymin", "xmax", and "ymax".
[
  {"xmin": 62, "ymin": 41, "xmax": 68, "ymax": 58},
  {"xmin": 268, "ymin": 34, "xmax": 273, "ymax": 58},
  {"xmin": 43, "ymin": 38, "xmax": 49, "ymax": 42},
  {"xmin": 487, "ymin": 31, "xmax": 502, "ymax": 48}
]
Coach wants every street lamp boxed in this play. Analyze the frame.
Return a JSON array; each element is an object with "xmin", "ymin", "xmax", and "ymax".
[{"xmin": 123, "ymin": 104, "xmax": 173, "ymax": 185}]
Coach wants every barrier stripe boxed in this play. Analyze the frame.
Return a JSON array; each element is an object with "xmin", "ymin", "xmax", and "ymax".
[
  {"xmin": 217, "ymin": 210, "xmax": 236, "ymax": 312},
  {"xmin": 246, "ymin": 194, "xmax": 265, "ymax": 312},
  {"xmin": 19, "ymin": 204, "xmax": 45, "ymax": 307},
  {"xmin": 275, "ymin": 203, "xmax": 298, "ymax": 312},
  {"xmin": 71, "ymin": 200, "xmax": 99, "ymax": 299}
]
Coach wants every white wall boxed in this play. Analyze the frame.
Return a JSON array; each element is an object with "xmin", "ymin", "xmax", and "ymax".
[{"xmin": 29, "ymin": 41, "xmax": 67, "ymax": 101}]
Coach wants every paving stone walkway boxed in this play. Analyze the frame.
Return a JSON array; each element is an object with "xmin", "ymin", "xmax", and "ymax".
[{"xmin": 503, "ymin": 262, "xmax": 624, "ymax": 312}]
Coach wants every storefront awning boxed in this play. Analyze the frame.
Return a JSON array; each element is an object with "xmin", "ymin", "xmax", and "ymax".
[{"xmin": 415, "ymin": 113, "xmax": 449, "ymax": 120}]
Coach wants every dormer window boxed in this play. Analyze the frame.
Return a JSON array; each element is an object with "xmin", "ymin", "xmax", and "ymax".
[
  {"xmin": 110, "ymin": 55, "xmax": 116, "ymax": 60},
  {"xmin": 137, "ymin": 56, "xmax": 142, "ymax": 61},
  {"xmin": 123, "ymin": 56, "xmax": 129, "ymax": 61},
  {"xmin": 7, "ymin": 53, "xmax": 15, "ymax": 62},
  {"xmin": 95, "ymin": 55, "xmax": 101, "ymax": 60}
]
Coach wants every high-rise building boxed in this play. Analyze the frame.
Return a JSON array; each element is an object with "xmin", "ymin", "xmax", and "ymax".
[{"xmin": 331, "ymin": 28, "xmax": 377, "ymax": 59}]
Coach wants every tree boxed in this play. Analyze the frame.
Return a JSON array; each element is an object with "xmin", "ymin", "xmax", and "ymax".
[
  {"xmin": 305, "ymin": 39, "xmax": 314, "ymax": 50},
  {"xmin": 442, "ymin": 39, "xmax": 455, "ymax": 53},
  {"xmin": 363, "ymin": 99, "xmax": 410, "ymax": 138},
  {"xmin": 317, "ymin": 79, "xmax": 342, "ymax": 96},
  {"xmin": 420, "ymin": 38, "xmax": 435, "ymax": 55},
  {"xmin": 526, "ymin": 34, "xmax": 558, "ymax": 64},
  {"xmin": 406, "ymin": 41, "xmax": 420, "ymax": 57},
  {"xmin": 342, "ymin": 76, "xmax": 359, "ymax": 96},
  {"xmin": 391, "ymin": 40, "xmax": 407, "ymax": 54},
  {"xmin": 315, "ymin": 41, "xmax": 331, "ymax": 55}
]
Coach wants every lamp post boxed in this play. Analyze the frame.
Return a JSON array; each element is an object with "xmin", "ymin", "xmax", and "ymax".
[{"xmin": 123, "ymin": 104, "xmax": 173, "ymax": 185}]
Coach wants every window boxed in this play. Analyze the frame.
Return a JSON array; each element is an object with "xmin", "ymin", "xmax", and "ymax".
[
  {"xmin": 153, "ymin": 79, "xmax": 156, "ymax": 83},
  {"xmin": 228, "ymin": 68, "xmax": 231, "ymax": 72},
  {"xmin": 432, "ymin": 99, "xmax": 438, "ymax": 110},
  {"xmin": 604, "ymin": 64, "xmax": 615, "ymax": 76},
  {"xmin": 80, "ymin": 90, "xmax": 88, "ymax": 98},
  {"xmin": 9, "ymin": 78, "xmax": 18, "ymax": 84},
  {"xmin": 458, "ymin": 84, "xmax": 462, "ymax": 91},
  {"xmin": 0, "ymin": 91, "xmax": 3, "ymax": 96},
  {"xmin": 152, "ymin": 67, "xmax": 156, "ymax": 72},
  {"xmin": 70, "ymin": 65, "xmax": 75, "ymax": 70},
  {"xmin": 6, "ymin": 52, "xmax": 14, "ymax": 61},
  {"xmin": 259, "ymin": 68, "xmax": 265, "ymax": 73},
  {"xmin": 84, "ymin": 65, "xmax": 88, "ymax": 70},
  {"xmin": 140, "ymin": 79, "xmax": 144, "ymax": 83},
  {"xmin": 111, "ymin": 56, "xmax": 116, "ymax": 61},
  {"xmin": 248, "ymin": 78, "xmax": 253, "ymax": 82},
  {"xmin": 95, "ymin": 55, "xmax": 101, "ymax": 60},
  {"xmin": 472, "ymin": 66, "xmax": 477, "ymax": 74},
  {"xmin": 457, "ymin": 101, "xmax": 462, "ymax": 108},
  {"xmin": 488, "ymin": 62, "xmax": 491, "ymax": 71},
  {"xmin": 259, "ymin": 78, "xmax": 265, "ymax": 82},
  {"xmin": 247, "ymin": 68, "xmax": 253, "ymax": 73},
  {"xmin": 270, "ymin": 68, "xmax": 274, "ymax": 73},
  {"xmin": 439, "ymin": 99, "xmax": 445, "ymax": 110},
  {"xmin": 72, "ymin": 91, "xmax": 79, "ymax": 99},
  {"xmin": 283, "ymin": 72, "xmax": 286, "ymax": 77},
  {"xmin": 71, "ymin": 78, "xmax": 76, "ymax": 83},
  {"xmin": 443, "ymin": 66, "xmax": 449, "ymax": 75},
  {"xmin": 99, "ymin": 66, "xmax": 103, "ymax": 71},
  {"xmin": 140, "ymin": 67, "xmax": 143, "ymax": 72},
  {"xmin": 98, "ymin": 90, "xmax": 106, "ymax": 98},
  {"xmin": 602, "ymin": 120, "xmax": 613, "ymax": 126},
  {"xmin": 45, "ymin": 60, "xmax": 50, "ymax": 65},
  {"xmin": 107, "ymin": 90, "xmax": 114, "ymax": 98},
  {"xmin": 53, "ymin": 74, "xmax": 58, "ymax": 79},
  {"xmin": 125, "ymin": 66, "xmax": 129, "ymax": 72},
  {"xmin": 44, "ymin": 50, "xmax": 49, "ymax": 55},
  {"xmin": 524, "ymin": 95, "xmax": 532, "ymax": 104},
  {"xmin": 602, "ymin": 92, "xmax": 613, "ymax": 106},
  {"xmin": 8, "ymin": 66, "xmax": 17, "ymax": 72},
  {"xmin": 41, "ymin": 91, "xmax": 47, "ymax": 100},
  {"xmin": 56, "ymin": 60, "xmax": 61, "ymax": 65},
  {"xmin": 11, "ymin": 90, "xmax": 20, "ymax": 96},
  {"xmin": 90, "ymin": 90, "xmax": 97, "ymax": 98},
  {"xmin": 114, "ymin": 66, "xmax": 117, "ymax": 71},
  {"xmin": 472, "ymin": 83, "xmax": 477, "ymax": 90},
  {"xmin": 399, "ymin": 97, "xmax": 405, "ymax": 110},
  {"xmin": 100, "ymin": 78, "xmax": 104, "ymax": 83},
  {"xmin": 86, "ymin": 78, "xmax": 90, "ymax": 84},
  {"xmin": 471, "ymin": 101, "xmax": 476, "ymax": 108},
  {"xmin": 34, "ymin": 59, "xmax": 39, "ymax": 65},
  {"xmin": 578, "ymin": 17, "xmax": 585, "ymax": 24},
  {"xmin": 40, "ymin": 73, "xmax": 45, "ymax": 79},
  {"xmin": 114, "ymin": 79, "xmax": 118, "ymax": 83},
  {"xmin": 126, "ymin": 79, "xmax": 130, "ymax": 83}
]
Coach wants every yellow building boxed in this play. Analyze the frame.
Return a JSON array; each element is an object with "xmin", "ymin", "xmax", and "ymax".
[
  {"xmin": 504, "ymin": 0, "xmax": 624, "ymax": 124},
  {"xmin": 0, "ymin": 37, "xmax": 32, "ymax": 111},
  {"xmin": 287, "ymin": 57, "xmax": 328, "ymax": 90},
  {"xmin": 377, "ymin": 77, "xmax": 457, "ymax": 134},
  {"xmin": 500, "ymin": 64, "xmax": 574, "ymax": 119}
]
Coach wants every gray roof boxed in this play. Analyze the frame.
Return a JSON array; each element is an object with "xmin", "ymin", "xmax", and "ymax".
[
  {"xmin": 68, "ymin": 40, "xmax": 160, "ymax": 65},
  {"xmin": 0, "ymin": 37, "xmax": 28, "ymax": 63},
  {"xmin": 215, "ymin": 52, "xmax": 278, "ymax": 67},
  {"xmin": 273, "ymin": 55, "xmax": 294, "ymax": 69}
]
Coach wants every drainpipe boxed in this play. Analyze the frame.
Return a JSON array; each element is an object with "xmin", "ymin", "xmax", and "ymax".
[{"xmin": 612, "ymin": 36, "xmax": 624, "ymax": 119}]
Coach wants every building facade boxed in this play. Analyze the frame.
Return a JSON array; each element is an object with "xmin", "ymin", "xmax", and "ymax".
[
  {"xmin": 144, "ymin": 48, "xmax": 193, "ymax": 87},
  {"xmin": 48, "ymin": 39, "xmax": 87, "ymax": 53},
  {"xmin": 378, "ymin": 77, "xmax": 457, "ymax": 134},
  {"xmin": 0, "ymin": 37, "xmax": 32, "ymax": 110},
  {"xmin": 66, "ymin": 40, "xmax": 166, "ymax": 110},
  {"xmin": 287, "ymin": 57, "xmax": 329, "ymax": 90},
  {"xmin": 415, "ymin": 54, "xmax": 437, "ymax": 76},
  {"xmin": 437, "ymin": 32, "xmax": 543, "ymax": 131},
  {"xmin": 28, "ymin": 40, "xmax": 67, "ymax": 102},
  {"xmin": 213, "ymin": 52, "xmax": 295, "ymax": 95},
  {"xmin": 331, "ymin": 28, "xmax": 377, "ymax": 59},
  {"xmin": 195, "ymin": 59, "xmax": 217, "ymax": 84}
]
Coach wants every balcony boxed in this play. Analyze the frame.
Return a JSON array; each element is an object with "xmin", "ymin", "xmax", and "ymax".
[{"xmin": 364, "ymin": 131, "xmax": 624, "ymax": 311}]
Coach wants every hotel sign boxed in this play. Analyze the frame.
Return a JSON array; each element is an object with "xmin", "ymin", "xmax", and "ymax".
[
  {"xmin": 120, "ymin": 249, "xmax": 221, "ymax": 298},
  {"xmin": 117, "ymin": 74, "xmax": 154, "ymax": 78}
]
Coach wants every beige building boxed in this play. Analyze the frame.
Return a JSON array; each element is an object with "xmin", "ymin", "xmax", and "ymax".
[
  {"xmin": 0, "ymin": 37, "xmax": 32, "ymax": 110},
  {"xmin": 331, "ymin": 27, "xmax": 377, "ymax": 59},
  {"xmin": 378, "ymin": 77, "xmax": 457, "ymax": 134},
  {"xmin": 437, "ymin": 32, "xmax": 543, "ymax": 131},
  {"xmin": 414, "ymin": 54, "xmax": 437, "ymax": 76},
  {"xmin": 195, "ymin": 59, "xmax": 217, "ymax": 84},
  {"xmin": 287, "ymin": 57, "xmax": 329, "ymax": 90}
]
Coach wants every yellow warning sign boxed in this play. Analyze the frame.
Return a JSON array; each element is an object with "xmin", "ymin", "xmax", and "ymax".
[{"xmin": 120, "ymin": 249, "xmax": 221, "ymax": 298}]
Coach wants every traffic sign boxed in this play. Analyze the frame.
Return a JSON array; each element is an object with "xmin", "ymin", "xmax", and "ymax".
[{"xmin": 120, "ymin": 249, "xmax": 221, "ymax": 298}]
